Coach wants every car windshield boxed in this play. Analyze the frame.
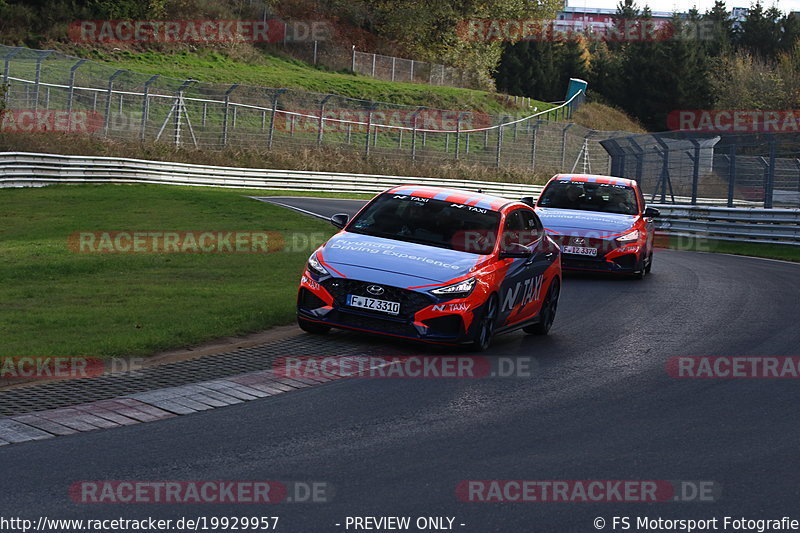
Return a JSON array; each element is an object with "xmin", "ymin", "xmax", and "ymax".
[
  {"xmin": 348, "ymin": 193, "xmax": 501, "ymax": 254},
  {"xmin": 537, "ymin": 181, "xmax": 639, "ymax": 215}
]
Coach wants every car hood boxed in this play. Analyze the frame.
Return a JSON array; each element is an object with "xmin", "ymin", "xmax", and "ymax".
[
  {"xmin": 319, "ymin": 232, "xmax": 481, "ymax": 285},
  {"xmin": 536, "ymin": 207, "xmax": 638, "ymax": 238}
]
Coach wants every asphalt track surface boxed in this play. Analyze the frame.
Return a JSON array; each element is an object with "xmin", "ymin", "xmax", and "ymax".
[{"xmin": 2, "ymin": 197, "xmax": 800, "ymax": 532}]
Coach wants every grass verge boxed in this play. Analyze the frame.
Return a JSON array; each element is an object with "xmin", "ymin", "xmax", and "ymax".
[
  {"xmin": 0, "ymin": 184, "xmax": 338, "ymax": 358},
  {"xmin": 658, "ymin": 236, "xmax": 800, "ymax": 262},
  {"xmin": 69, "ymin": 48, "xmax": 547, "ymax": 114}
]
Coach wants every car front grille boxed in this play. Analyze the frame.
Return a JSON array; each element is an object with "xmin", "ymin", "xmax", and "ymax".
[{"xmin": 321, "ymin": 278, "xmax": 435, "ymax": 318}]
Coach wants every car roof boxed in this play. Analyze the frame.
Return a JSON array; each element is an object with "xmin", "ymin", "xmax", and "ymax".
[
  {"xmin": 550, "ymin": 173, "xmax": 636, "ymax": 187},
  {"xmin": 386, "ymin": 185, "xmax": 514, "ymax": 212}
]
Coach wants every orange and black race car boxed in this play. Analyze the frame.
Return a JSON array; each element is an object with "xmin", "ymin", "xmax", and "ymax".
[
  {"xmin": 535, "ymin": 174, "xmax": 660, "ymax": 279},
  {"xmin": 297, "ymin": 186, "xmax": 562, "ymax": 350}
]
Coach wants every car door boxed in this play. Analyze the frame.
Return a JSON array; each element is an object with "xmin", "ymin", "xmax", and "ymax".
[
  {"xmin": 497, "ymin": 208, "xmax": 548, "ymax": 326},
  {"xmin": 636, "ymin": 185, "xmax": 655, "ymax": 252}
]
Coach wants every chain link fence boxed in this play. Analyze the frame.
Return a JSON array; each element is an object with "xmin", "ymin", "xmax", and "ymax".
[
  {"xmin": 2, "ymin": 45, "xmax": 799, "ymax": 207},
  {"xmin": 602, "ymin": 132, "xmax": 800, "ymax": 207},
  {"xmin": 268, "ymin": 39, "xmax": 491, "ymax": 91}
]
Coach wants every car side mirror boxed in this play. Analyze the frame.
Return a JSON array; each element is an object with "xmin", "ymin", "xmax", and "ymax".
[
  {"xmin": 499, "ymin": 243, "xmax": 533, "ymax": 259},
  {"xmin": 644, "ymin": 207, "xmax": 660, "ymax": 218},
  {"xmin": 330, "ymin": 213, "xmax": 349, "ymax": 229},
  {"xmin": 520, "ymin": 196, "xmax": 536, "ymax": 207}
]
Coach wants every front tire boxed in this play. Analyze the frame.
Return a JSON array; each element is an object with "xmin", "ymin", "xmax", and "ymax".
[
  {"xmin": 524, "ymin": 278, "xmax": 560, "ymax": 336},
  {"xmin": 471, "ymin": 295, "xmax": 498, "ymax": 352},
  {"xmin": 297, "ymin": 316, "xmax": 330, "ymax": 334}
]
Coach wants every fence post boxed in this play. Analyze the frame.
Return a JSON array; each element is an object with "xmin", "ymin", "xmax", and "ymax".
[
  {"xmin": 66, "ymin": 58, "xmax": 87, "ymax": 130},
  {"xmin": 364, "ymin": 103, "xmax": 377, "ymax": 157},
  {"xmin": 454, "ymin": 113, "xmax": 463, "ymax": 160},
  {"xmin": 317, "ymin": 94, "xmax": 333, "ymax": 147},
  {"xmin": 268, "ymin": 88, "xmax": 286, "ymax": 149},
  {"xmin": 560, "ymin": 123, "xmax": 573, "ymax": 170},
  {"xmin": 410, "ymin": 107, "xmax": 423, "ymax": 163},
  {"xmin": 391, "ymin": 57, "xmax": 396, "ymax": 82},
  {"xmin": 33, "ymin": 50, "xmax": 52, "ymax": 111},
  {"xmin": 765, "ymin": 135, "xmax": 776, "ymax": 208},
  {"xmin": 222, "ymin": 83, "xmax": 239, "ymax": 147},
  {"xmin": 628, "ymin": 138, "xmax": 644, "ymax": 182},
  {"xmin": 495, "ymin": 119, "xmax": 505, "ymax": 168},
  {"xmin": 410, "ymin": 60, "xmax": 415, "ymax": 82},
  {"xmin": 529, "ymin": 121, "xmax": 538, "ymax": 170},
  {"xmin": 103, "ymin": 69, "xmax": 126, "ymax": 136},
  {"xmin": 140, "ymin": 75, "xmax": 159, "ymax": 142},
  {"xmin": 351, "ymin": 46, "xmax": 356, "ymax": 73},
  {"xmin": 313, "ymin": 41, "xmax": 318, "ymax": 65},
  {"xmin": 411, "ymin": 120, "xmax": 417, "ymax": 162},
  {"xmin": 727, "ymin": 143, "xmax": 737, "ymax": 207},
  {"xmin": 690, "ymin": 139, "xmax": 701, "ymax": 205},
  {"xmin": 371, "ymin": 53, "xmax": 376, "ymax": 77},
  {"xmin": 2, "ymin": 47, "xmax": 21, "ymax": 101}
]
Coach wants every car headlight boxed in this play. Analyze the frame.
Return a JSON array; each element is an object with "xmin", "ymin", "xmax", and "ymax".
[
  {"xmin": 430, "ymin": 277, "xmax": 476, "ymax": 296},
  {"xmin": 615, "ymin": 230, "xmax": 640, "ymax": 243},
  {"xmin": 307, "ymin": 253, "xmax": 329, "ymax": 276}
]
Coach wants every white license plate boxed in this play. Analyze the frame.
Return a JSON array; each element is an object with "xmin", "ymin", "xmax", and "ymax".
[
  {"xmin": 563, "ymin": 245, "xmax": 598, "ymax": 256},
  {"xmin": 347, "ymin": 294, "xmax": 401, "ymax": 315}
]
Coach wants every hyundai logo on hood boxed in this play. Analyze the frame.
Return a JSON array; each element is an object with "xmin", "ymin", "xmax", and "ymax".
[
  {"xmin": 570, "ymin": 237, "xmax": 586, "ymax": 246},
  {"xmin": 366, "ymin": 285, "xmax": 385, "ymax": 296}
]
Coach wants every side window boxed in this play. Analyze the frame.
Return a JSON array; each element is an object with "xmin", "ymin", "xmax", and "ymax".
[
  {"xmin": 518, "ymin": 210, "xmax": 543, "ymax": 246},
  {"xmin": 502, "ymin": 209, "xmax": 540, "ymax": 248}
]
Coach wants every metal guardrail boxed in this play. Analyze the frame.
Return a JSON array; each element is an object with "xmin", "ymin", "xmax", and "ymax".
[
  {"xmin": 651, "ymin": 205, "xmax": 800, "ymax": 246},
  {"xmin": 0, "ymin": 152, "xmax": 542, "ymax": 197},
  {"xmin": 2, "ymin": 152, "xmax": 797, "ymax": 246}
]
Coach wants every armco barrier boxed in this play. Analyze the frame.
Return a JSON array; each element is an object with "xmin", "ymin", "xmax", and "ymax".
[
  {"xmin": 650, "ymin": 205, "xmax": 800, "ymax": 246},
  {"xmin": 1, "ymin": 152, "xmax": 797, "ymax": 246},
  {"xmin": 0, "ymin": 152, "xmax": 541, "ymax": 197}
]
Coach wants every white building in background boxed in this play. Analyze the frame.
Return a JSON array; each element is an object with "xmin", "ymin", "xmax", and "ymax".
[
  {"xmin": 730, "ymin": 7, "xmax": 749, "ymax": 30},
  {"xmin": 554, "ymin": 5, "xmax": 677, "ymax": 34}
]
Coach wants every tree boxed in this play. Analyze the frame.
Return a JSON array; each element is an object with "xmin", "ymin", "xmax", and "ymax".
[
  {"xmin": 702, "ymin": 0, "xmax": 734, "ymax": 57},
  {"xmin": 739, "ymin": 2, "xmax": 783, "ymax": 60},
  {"xmin": 779, "ymin": 12, "xmax": 800, "ymax": 55},
  {"xmin": 495, "ymin": 40, "xmax": 561, "ymax": 100}
]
